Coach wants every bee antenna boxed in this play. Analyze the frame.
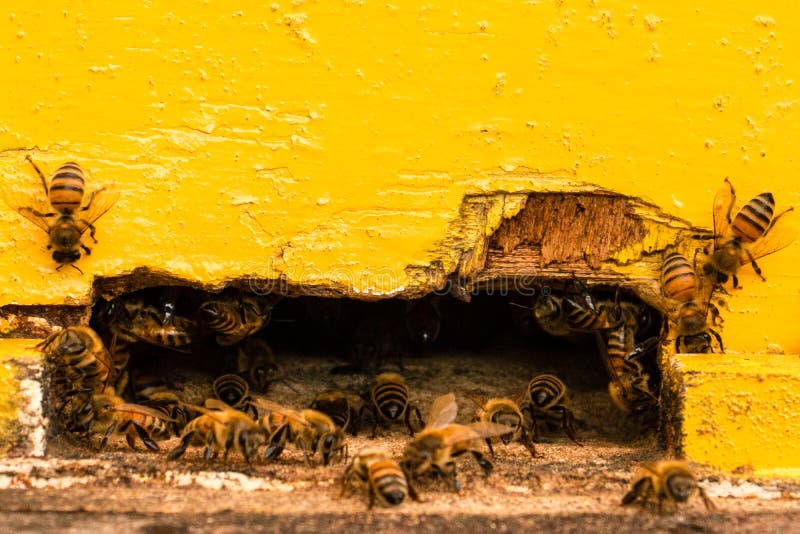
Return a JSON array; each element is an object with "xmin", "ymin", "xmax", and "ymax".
[
  {"xmin": 70, "ymin": 264, "xmax": 84, "ymax": 275},
  {"xmin": 509, "ymin": 302, "xmax": 535, "ymax": 311}
]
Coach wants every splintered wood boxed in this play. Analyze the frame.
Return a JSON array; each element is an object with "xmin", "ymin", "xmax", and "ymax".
[{"xmin": 491, "ymin": 194, "xmax": 646, "ymax": 269}]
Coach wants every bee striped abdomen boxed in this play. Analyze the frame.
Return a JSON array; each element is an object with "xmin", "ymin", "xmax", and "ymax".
[
  {"xmin": 661, "ymin": 254, "xmax": 697, "ymax": 302},
  {"xmin": 199, "ymin": 301, "xmax": 241, "ymax": 334},
  {"xmin": 212, "ymin": 374, "xmax": 250, "ymax": 410},
  {"xmin": 48, "ymin": 162, "xmax": 86, "ymax": 213},
  {"xmin": 373, "ymin": 377, "xmax": 409, "ymax": 421},
  {"xmin": 732, "ymin": 192, "xmax": 775, "ymax": 243},
  {"xmin": 528, "ymin": 374, "xmax": 566, "ymax": 408},
  {"xmin": 564, "ymin": 305, "xmax": 595, "ymax": 329},
  {"xmin": 370, "ymin": 460, "xmax": 407, "ymax": 505}
]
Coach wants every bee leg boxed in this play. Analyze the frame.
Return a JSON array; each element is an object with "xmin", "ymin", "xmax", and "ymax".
[
  {"xmin": 265, "ymin": 424, "xmax": 289, "ymax": 459},
  {"xmin": 484, "ymin": 438, "xmax": 495, "ymax": 459},
  {"xmin": 133, "ymin": 423, "xmax": 159, "ymax": 451},
  {"xmin": 469, "ymin": 450, "xmax": 493, "ymax": 476},
  {"xmin": 121, "ymin": 421, "xmax": 137, "ymax": 450},
  {"xmin": 406, "ymin": 403, "xmax": 424, "ymax": 436},
  {"xmin": 555, "ymin": 405, "xmax": 580, "ymax": 445},
  {"xmin": 25, "ymin": 154, "xmax": 50, "ymax": 195},
  {"xmin": 367, "ymin": 486, "xmax": 376, "ymax": 510},
  {"xmin": 731, "ymin": 275, "xmax": 740, "ymax": 289},
  {"xmin": 743, "ymin": 250, "xmax": 767, "ymax": 281},
  {"xmin": 521, "ymin": 427, "xmax": 539, "ymax": 458},
  {"xmin": 204, "ymin": 430, "xmax": 217, "ymax": 462},
  {"xmin": 99, "ymin": 420, "xmax": 118, "ymax": 450},
  {"xmin": 698, "ymin": 487, "xmax": 716, "ymax": 511},
  {"xmin": 621, "ymin": 477, "xmax": 651, "ymax": 507},
  {"xmin": 709, "ymin": 329, "xmax": 724, "ymax": 353},
  {"xmin": 407, "ymin": 477, "xmax": 423, "ymax": 502},
  {"xmin": 449, "ymin": 465, "xmax": 462, "ymax": 493},
  {"xmin": 167, "ymin": 432, "xmax": 194, "ymax": 461},
  {"xmin": 223, "ymin": 431, "xmax": 235, "ymax": 461},
  {"xmin": 297, "ymin": 437, "xmax": 313, "ymax": 466}
]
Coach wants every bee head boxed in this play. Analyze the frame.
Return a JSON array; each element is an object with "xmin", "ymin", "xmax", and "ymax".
[
  {"xmin": 667, "ymin": 473, "xmax": 697, "ymax": 503},
  {"xmin": 52, "ymin": 249, "xmax": 80, "ymax": 264}
]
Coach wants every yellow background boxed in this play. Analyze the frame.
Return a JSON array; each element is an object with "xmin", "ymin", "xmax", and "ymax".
[{"xmin": 0, "ymin": 1, "xmax": 797, "ymax": 359}]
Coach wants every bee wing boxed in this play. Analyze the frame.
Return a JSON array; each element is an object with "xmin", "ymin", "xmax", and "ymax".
[
  {"xmin": 466, "ymin": 421, "xmax": 515, "ymax": 439},
  {"xmin": 426, "ymin": 392, "xmax": 458, "ymax": 429},
  {"xmin": 251, "ymin": 398, "xmax": 310, "ymax": 425},
  {"xmin": 713, "ymin": 178, "xmax": 735, "ymax": 246},
  {"xmin": 2, "ymin": 189, "xmax": 52, "ymax": 234},
  {"xmin": 204, "ymin": 398, "xmax": 232, "ymax": 411},
  {"xmin": 117, "ymin": 402, "xmax": 178, "ymax": 422},
  {"xmin": 594, "ymin": 330, "xmax": 629, "ymax": 394},
  {"xmin": 78, "ymin": 186, "xmax": 120, "ymax": 233},
  {"xmin": 746, "ymin": 206, "xmax": 797, "ymax": 261}
]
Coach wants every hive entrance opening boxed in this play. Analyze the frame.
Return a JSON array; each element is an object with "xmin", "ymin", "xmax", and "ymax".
[{"xmin": 45, "ymin": 282, "xmax": 664, "ymax": 456}]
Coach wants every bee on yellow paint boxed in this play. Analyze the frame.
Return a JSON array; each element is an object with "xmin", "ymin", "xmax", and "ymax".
[
  {"xmin": 341, "ymin": 448, "xmax": 418, "ymax": 509},
  {"xmin": 661, "ymin": 252, "xmax": 723, "ymax": 353},
  {"xmin": 8, "ymin": 156, "xmax": 118, "ymax": 273},
  {"xmin": 702, "ymin": 178, "xmax": 795, "ymax": 288}
]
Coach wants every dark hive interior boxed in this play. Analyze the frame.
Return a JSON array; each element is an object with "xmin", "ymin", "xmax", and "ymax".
[{"xmin": 45, "ymin": 283, "xmax": 664, "ymax": 456}]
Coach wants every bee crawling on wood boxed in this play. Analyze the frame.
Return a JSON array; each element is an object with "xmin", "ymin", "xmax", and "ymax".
[
  {"xmin": 622, "ymin": 461, "xmax": 715, "ymax": 513},
  {"xmin": 401, "ymin": 393, "xmax": 511, "ymax": 494},
  {"xmin": 360, "ymin": 372, "xmax": 424, "ymax": 437},
  {"xmin": 519, "ymin": 374, "xmax": 580, "ymax": 445},
  {"xmin": 341, "ymin": 447, "xmax": 419, "ymax": 509},
  {"xmin": 91, "ymin": 389, "xmax": 175, "ymax": 451},
  {"xmin": 167, "ymin": 399, "xmax": 267, "ymax": 463},
  {"xmin": 468, "ymin": 395, "xmax": 538, "ymax": 458},
  {"xmin": 256, "ymin": 398, "xmax": 348, "ymax": 467},
  {"xmin": 310, "ymin": 389, "xmax": 363, "ymax": 436}
]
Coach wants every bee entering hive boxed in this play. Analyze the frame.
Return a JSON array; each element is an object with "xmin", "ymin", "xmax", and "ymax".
[{"xmin": 40, "ymin": 284, "xmax": 664, "ymax": 463}]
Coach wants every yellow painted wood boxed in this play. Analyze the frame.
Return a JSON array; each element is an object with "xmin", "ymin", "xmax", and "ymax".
[
  {"xmin": 669, "ymin": 353, "xmax": 800, "ymax": 477},
  {"xmin": 0, "ymin": 339, "xmax": 40, "ymax": 456},
  {"xmin": 0, "ymin": 2, "xmax": 797, "ymax": 464}
]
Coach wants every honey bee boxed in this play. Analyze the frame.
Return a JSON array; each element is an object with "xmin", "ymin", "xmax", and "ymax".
[
  {"xmin": 234, "ymin": 337, "xmax": 283, "ymax": 392},
  {"xmin": 341, "ymin": 447, "xmax": 419, "ymax": 508},
  {"xmin": 37, "ymin": 326, "xmax": 115, "ymax": 394},
  {"xmin": 167, "ymin": 399, "xmax": 267, "ymax": 463},
  {"xmin": 91, "ymin": 390, "xmax": 174, "ymax": 451},
  {"xmin": 361, "ymin": 372, "xmax": 423, "ymax": 437},
  {"xmin": 199, "ymin": 292, "xmax": 273, "ymax": 346},
  {"xmin": 130, "ymin": 372, "xmax": 190, "ymax": 435},
  {"xmin": 97, "ymin": 296, "xmax": 199, "ymax": 353},
  {"xmin": 519, "ymin": 374, "xmax": 580, "ymax": 445},
  {"xmin": 310, "ymin": 390, "xmax": 362, "ymax": 435},
  {"xmin": 661, "ymin": 253, "xmax": 723, "ymax": 353},
  {"xmin": 212, "ymin": 374, "xmax": 258, "ymax": 419},
  {"xmin": 404, "ymin": 297, "xmax": 441, "ymax": 351},
  {"xmin": 469, "ymin": 396, "xmax": 537, "ymax": 458},
  {"xmin": 10, "ymin": 156, "xmax": 118, "ymax": 272},
  {"xmin": 401, "ymin": 393, "xmax": 510, "ymax": 493},
  {"xmin": 599, "ymin": 326, "xmax": 660, "ymax": 426},
  {"xmin": 37, "ymin": 326, "xmax": 118, "ymax": 432},
  {"xmin": 622, "ymin": 461, "xmax": 715, "ymax": 513},
  {"xmin": 530, "ymin": 293, "xmax": 571, "ymax": 337},
  {"xmin": 703, "ymin": 178, "xmax": 796, "ymax": 288},
  {"xmin": 256, "ymin": 399, "xmax": 347, "ymax": 466}
]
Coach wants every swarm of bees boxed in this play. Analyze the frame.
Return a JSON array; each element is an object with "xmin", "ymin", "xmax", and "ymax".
[{"xmin": 19, "ymin": 158, "xmax": 790, "ymax": 516}]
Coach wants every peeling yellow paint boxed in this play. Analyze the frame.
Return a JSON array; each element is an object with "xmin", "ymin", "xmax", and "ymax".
[{"xmin": 0, "ymin": 339, "xmax": 40, "ymax": 456}]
